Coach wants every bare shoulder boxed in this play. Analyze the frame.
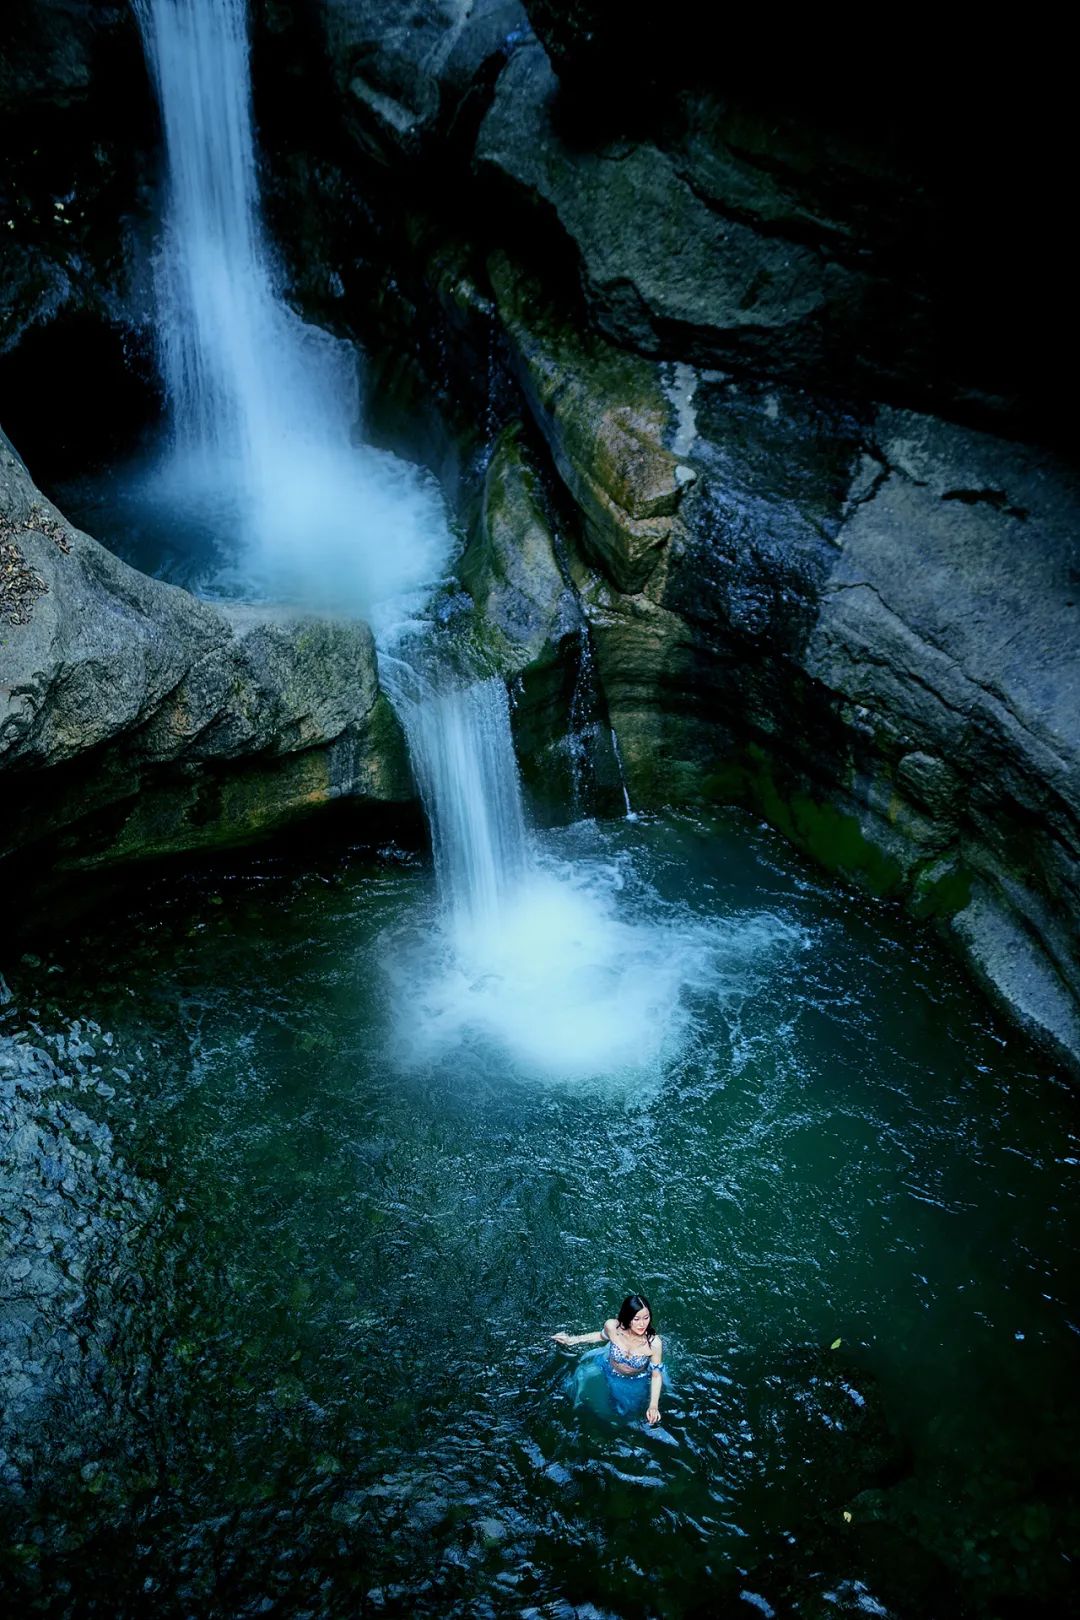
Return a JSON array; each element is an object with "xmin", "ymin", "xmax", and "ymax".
[
  {"xmin": 602, "ymin": 1318, "xmax": 617, "ymax": 1339},
  {"xmin": 650, "ymin": 1334, "xmax": 664, "ymax": 1360}
]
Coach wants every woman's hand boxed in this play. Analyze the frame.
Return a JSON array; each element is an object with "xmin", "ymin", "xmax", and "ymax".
[
  {"xmin": 646, "ymin": 1404, "xmax": 661, "ymax": 1425},
  {"xmin": 552, "ymin": 1332, "xmax": 572, "ymax": 1345}
]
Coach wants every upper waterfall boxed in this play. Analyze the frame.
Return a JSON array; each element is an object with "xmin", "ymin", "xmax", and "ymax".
[{"xmin": 133, "ymin": 0, "xmax": 452, "ymax": 626}]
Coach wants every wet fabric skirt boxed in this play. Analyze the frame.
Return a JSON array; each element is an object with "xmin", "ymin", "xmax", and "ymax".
[{"xmin": 569, "ymin": 1347, "xmax": 666, "ymax": 1421}]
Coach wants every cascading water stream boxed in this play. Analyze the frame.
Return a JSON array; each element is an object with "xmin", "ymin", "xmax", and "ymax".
[
  {"xmin": 381, "ymin": 664, "xmax": 530, "ymax": 939},
  {"xmin": 132, "ymin": 0, "xmax": 793, "ymax": 1081},
  {"xmin": 132, "ymin": 0, "xmax": 451, "ymax": 623}
]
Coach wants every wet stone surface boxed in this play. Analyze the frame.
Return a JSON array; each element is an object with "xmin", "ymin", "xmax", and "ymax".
[{"xmin": 0, "ymin": 978, "xmax": 152, "ymax": 1501}]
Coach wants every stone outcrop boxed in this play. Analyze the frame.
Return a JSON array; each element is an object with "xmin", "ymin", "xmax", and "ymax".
[
  {"xmin": 487, "ymin": 254, "xmax": 693, "ymax": 594},
  {"xmin": 265, "ymin": 0, "xmax": 528, "ymax": 169},
  {"xmin": 459, "ymin": 420, "xmax": 579, "ymax": 676},
  {"xmin": 477, "ymin": 44, "xmax": 864, "ymax": 388},
  {"xmin": 458, "ymin": 263, "xmax": 1080, "ymax": 1067},
  {"xmin": 0, "ymin": 429, "xmax": 411, "ymax": 869}
]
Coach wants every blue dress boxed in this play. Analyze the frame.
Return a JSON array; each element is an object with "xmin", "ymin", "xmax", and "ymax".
[{"xmin": 571, "ymin": 1337, "xmax": 667, "ymax": 1421}]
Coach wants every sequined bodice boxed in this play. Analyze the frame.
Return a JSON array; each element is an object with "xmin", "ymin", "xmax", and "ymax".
[{"xmin": 607, "ymin": 1338, "xmax": 653, "ymax": 1372}]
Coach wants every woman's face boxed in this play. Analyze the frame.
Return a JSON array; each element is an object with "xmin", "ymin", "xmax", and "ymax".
[{"xmin": 629, "ymin": 1307, "xmax": 650, "ymax": 1336}]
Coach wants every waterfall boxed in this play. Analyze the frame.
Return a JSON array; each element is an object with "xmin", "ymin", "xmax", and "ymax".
[
  {"xmin": 384, "ymin": 667, "xmax": 530, "ymax": 937},
  {"xmin": 133, "ymin": 0, "xmax": 450, "ymax": 622},
  {"xmin": 133, "ymin": 0, "xmax": 353, "ymax": 470},
  {"xmin": 134, "ymin": 0, "xmax": 726, "ymax": 1082},
  {"xmin": 135, "ymin": 0, "xmax": 526, "ymax": 938}
]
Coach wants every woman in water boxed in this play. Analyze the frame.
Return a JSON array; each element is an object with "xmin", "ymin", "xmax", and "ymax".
[{"xmin": 553, "ymin": 1293, "xmax": 665, "ymax": 1424}]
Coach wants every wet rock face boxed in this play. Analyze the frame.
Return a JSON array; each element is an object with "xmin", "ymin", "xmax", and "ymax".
[
  {"xmin": 261, "ymin": 0, "xmax": 528, "ymax": 168},
  {"xmin": 459, "ymin": 420, "xmax": 580, "ymax": 674},
  {"xmin": 0, "ymin": 0, "xmax": 153, "ymax": 351},
  {"xmin": 467, "ymin": 260, "xmax": 1080, "ymax": 1067},
  {"xmin": 801, "ymin": 412, "xmax": 1080, "ymax": 1066},
  {"xmin": 0, "ymin": 1012, "xmax": 153, "ymax": 1497},
  {"xmin": 457, "ymin": 421, "xmax": 626, "ymax": 818},
  {"xmin": 0, "ymin": 430, "xmax": 412, "ymax": 869}
]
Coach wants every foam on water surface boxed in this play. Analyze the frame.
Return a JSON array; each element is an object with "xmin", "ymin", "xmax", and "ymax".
[{"xmin": 383, "ymin": 829, "xmax": 806, "ymax": 1085}]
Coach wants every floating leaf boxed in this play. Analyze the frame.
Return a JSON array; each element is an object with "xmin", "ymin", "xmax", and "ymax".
[{"xmin": 830, "ymin": 1338, "xmax": 842, "ymax": 1350}]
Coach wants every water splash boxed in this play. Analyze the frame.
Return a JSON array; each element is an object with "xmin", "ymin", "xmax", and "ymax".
[{"xmin": 383, "ymin": 824, "xmax": 806, "ymax": 1085}]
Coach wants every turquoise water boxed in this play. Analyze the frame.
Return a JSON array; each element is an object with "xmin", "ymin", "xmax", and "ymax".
[{"xmin": 2, "ymin": 809, "xmax": 1077, "ymax": 1616}]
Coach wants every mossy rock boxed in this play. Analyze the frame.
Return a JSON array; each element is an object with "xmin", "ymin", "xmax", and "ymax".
[
  {"xmin": 487, "ymin": 252, "xmax": 693, "ymax": 594},
  {"xmin": 459, "ymin": 420, "xmax": 580, "ymax": 677}
]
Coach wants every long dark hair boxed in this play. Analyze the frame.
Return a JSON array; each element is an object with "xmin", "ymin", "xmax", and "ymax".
[{"xmin": 616, "ymin": 1293, "xmax": 655, "ymax": 1342}]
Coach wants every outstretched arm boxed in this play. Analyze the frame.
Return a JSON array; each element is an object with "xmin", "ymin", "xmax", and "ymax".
[
  {"xmin": 646, "ymin": 1335, "xmax": 664, "ymax": 1424},
  {"xmin": 553, "ymin": 1318, "xmax": 615, "ymax": 1347}
]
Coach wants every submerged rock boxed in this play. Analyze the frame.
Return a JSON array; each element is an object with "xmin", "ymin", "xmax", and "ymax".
[
  {"xmin": 739, "ymin": 1345, "xmax": 909, "ymax": 1520},
  {"xmin": 0, "ymin": 1017, "xmax": 152, "ymax": 1491},
  {"xmin": 0, "ymin": 429, "xmax": 412, "ymax": 870},
  {"xmin": 740, "ymin": 1519, "xmax": 972, "ymax": 1620}
]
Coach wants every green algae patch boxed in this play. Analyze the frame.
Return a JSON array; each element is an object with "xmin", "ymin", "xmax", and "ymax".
[
  {"xmin": 704, "ymin": 745, "xmax": 905, "ymax": 898},
  {"xmin": 910, "ymin": 856, "xmax": 973, "ymax": 920}
]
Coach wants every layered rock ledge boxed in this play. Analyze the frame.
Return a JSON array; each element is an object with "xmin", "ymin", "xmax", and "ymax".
[
  {"xmin": 457, "ymin": 263, "xmax": 1080, "ymax": 1070},
  {"xmin": 0, "ymin": 429, "xmax": 410, "ymax": 871}
]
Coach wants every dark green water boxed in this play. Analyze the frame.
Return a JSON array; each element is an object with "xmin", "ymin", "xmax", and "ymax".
[{"xmin": 2, "ymin": 810, "xmax": 1078, "ymax": 1618}]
